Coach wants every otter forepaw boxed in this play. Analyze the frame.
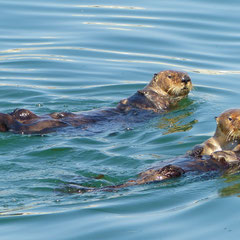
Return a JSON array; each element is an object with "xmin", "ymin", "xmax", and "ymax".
[
  {"xmin": 188, "ymin": 145, "xmax": 204, "ymax": 157},
  {"xmin": 159, "ymin": 165, "xmax": 185, "ymax": 179},
  {"xmin": 211, "ymin": 150, "xmax": 239, "ymax": 164}
]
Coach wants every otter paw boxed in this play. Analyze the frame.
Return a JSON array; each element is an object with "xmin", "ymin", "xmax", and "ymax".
[
  {"xmin": 188, "ymin": 145, "xmax": 204, "ymax": 157},
  {"xmin": 211, "ymin": 150, "xmax": 239, "ymax": 163},
  {"xmin": 159, "ymin": 165, "xmax": 185, "ymax": 179}
]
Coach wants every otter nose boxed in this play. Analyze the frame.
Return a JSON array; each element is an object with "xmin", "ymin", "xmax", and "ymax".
[{"xmin": 181, "ymin": 75, "xmax": 191, "ymax": 84}]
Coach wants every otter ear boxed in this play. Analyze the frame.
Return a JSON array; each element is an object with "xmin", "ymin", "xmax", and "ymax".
[{"xmin": 153, "ymin": 73, "xmax": 158, "ymax": 82}]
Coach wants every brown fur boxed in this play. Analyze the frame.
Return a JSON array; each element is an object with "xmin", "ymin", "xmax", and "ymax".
[
  {"xmin": 0, "ymin": 70, "xmax": 192, "ymax": 134},
  {"xmin": 71, "ymin": 109, "xmax": 240, "ymax": 193},
  {"xmin": 190, "ymin": 109, "xmax": 240, "ymax": 157},
  {"xmin": 117, "ymin": 70, "xmax": 192, "ymax": 112},
  {"xmin": 131, "ymin": 109, "xmax": 240, "ymax": 185}
]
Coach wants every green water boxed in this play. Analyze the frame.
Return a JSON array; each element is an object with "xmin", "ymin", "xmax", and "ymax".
[{"xmin": 1, "ymin": 0, "xmax": 240, "ymax": 239}]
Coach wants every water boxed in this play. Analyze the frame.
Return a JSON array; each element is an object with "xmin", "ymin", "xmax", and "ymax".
[{"xmin": 1, "ymin": 0, "xmax": 240, "ymax": 239}]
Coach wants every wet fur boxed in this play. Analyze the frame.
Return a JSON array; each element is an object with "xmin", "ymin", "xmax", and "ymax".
[
  {"xmin": 68, "ymin": 109, "xmax": 240, "ymax": 193},
  {"xmin": 0, "ymin": 70, "xmax": 192, "ymax": 134}
]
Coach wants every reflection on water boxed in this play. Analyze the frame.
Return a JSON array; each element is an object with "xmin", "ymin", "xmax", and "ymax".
[
  {"xmin": 1, "ymin": 0, "xmax": 240, "ymax": 239},
  {"xmin": 0, "ymin": 54, "xmax": 74, "ymax": 62},
  {"xmin": 220, "ymin": 183, "xmax": 240, "ymax": 197},
  {"xmin": 103, "ymin": 15, "xmax": 160, "ymax": 19},
  {"xmin": 192, "ymin": 69, "xmax": 240, "ymax": 75},
  {"xmin": 75, "ymin": 5, "xmax": 145, "ymax": 10},
  {"xmin": 219, "ymin": 174, "xmax": 240, "ymax": 197},
  {"xmin": 2, "ymin": 45, "xmax": 240, "ymax": 75},
  {"xmin": 157, "ymin": 112, "xmax": 198, "ymax": 135},
  {"xmin": 83, "ymin": 21, "xmax": 154, "ymax": 28},
  {"xmin": 0, "ymin": 83, "xmax": 56, "ymax": 89},
  {"xmin": 0, "ymin": 46, "xmax": 189, "ymax": 61},
  {"xmin": 21, "ymin": 42, "xmax": 56, "ymax": 46}
]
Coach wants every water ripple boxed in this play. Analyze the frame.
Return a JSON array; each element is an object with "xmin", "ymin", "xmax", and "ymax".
[
  {"xmin": 1, "ymin": 0, "xmax": 240, "ymax": 238},
  {"xmin": 75, "ymin": 5, "xmax": 145, "ymax": 10}
]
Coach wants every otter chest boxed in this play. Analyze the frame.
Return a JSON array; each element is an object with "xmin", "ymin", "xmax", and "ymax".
[{"xmin": 223, "ymin": 140, "xmax": 239, "ymax": 150}]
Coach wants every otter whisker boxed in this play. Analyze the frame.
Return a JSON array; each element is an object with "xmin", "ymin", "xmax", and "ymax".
[
  {"xmin": 226, "ymin": 131, "xmax": 230, "ymax": 141},
  {"xmin": 170, "ymin": 86, "xmax": 182, "ymax": 96},
  {"xmin": 230, "ymin": 129, "xmax": 240, "ymax": 141},
  {"xmin": 232, "ymin": 132, "xmax": 237, "ymax": 141},
  {"xmin": 233, "ymin": 132, "xmax": 238, "ymax": 141},
  {"xmin": 226, "ymin": 129, "xmax": 233, "ymax": 141},
  {"xmin": 229, "ymin": 130, "xmax": 233, "ymax": 141},
  {"xmin": 190, "ymin": 85, "xmax": 194, "ymax": 91},
  {"xmin": 229, "ymin": 130, "xmax": 235, "ymax": 141},
  {"xmin": 226, "ymin": 132, "xmax": 230, "ymax": 142},
  {"xmin": 168, "ymin": 86, "xmax": 178, "ymax": 96},
  {"xmin": 167, "ymin": 87, "xmax": 173, "ymax": 94},
  {"xmin": 174, "ymin": 87, "xmax": 181, "ymax": 95}
]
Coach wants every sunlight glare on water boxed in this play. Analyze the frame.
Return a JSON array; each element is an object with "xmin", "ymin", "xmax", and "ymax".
[{"xmin": 1, "ymin": 0, "xmax": 240, "ymax": 239}]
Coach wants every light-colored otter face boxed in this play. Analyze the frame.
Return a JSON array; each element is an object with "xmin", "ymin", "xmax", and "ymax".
[
  {"xmin": 216, "ymin": 109, "xmax": 240, "ymax": 141},
  {"xmin": 149, "ymin": 70, "xmax": 192, "ymax": 97}
]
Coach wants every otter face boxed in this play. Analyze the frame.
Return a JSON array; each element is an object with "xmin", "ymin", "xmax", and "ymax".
[
  {"xmin": 152, "ymin": 70, "xmax": 192, "ymax": 97},
  {"xmin": 216, "ymin": 109, "xmax": 240, "ymax": 141}
]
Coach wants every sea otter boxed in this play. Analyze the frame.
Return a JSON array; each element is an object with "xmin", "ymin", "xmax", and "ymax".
[
  {"xmin": 0, "ymin": 70, "xmax": 192, "ymax": 134},
  {"xmin": 68, "ymin": 109, "xmax": 240, "ymax": 193}
]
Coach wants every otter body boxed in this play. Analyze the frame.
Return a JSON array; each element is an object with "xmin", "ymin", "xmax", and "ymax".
[
  {"xmin": 123, "ymin": 109, "xmax": 240, "ymax": 187},
  {"xmin": 0, "ymin": 70, "xmax": 192, "ymax": 134},
  {"xmin": 70, "ymin": 109, "xmax": 240, "ymax": 193},
  {"xmin": 189, "ymin": 109, "xmax": 240, "ymax": 159},
  {"xmin": 69, "ymin": 154, "xmax": 240, "ymax": 194}
]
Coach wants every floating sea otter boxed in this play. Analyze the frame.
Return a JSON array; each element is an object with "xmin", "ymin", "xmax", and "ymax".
[
  {"xmin": 68, "ymin": 109, "xmax": 240, "ymax": 193},
  {"xmin": 0, "ymin": 70, "xmax": 192, "ymax": 134}
]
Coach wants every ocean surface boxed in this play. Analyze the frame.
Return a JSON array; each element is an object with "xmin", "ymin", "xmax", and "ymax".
[{"xmin": 1, "ymin": 0, "xmax": 240, "ymax": 239}]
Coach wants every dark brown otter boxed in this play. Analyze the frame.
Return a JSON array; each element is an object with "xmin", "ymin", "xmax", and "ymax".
[
  {"xmin": 123, "ymin": 109, "xmax": 240, "ymax": 186},
  {"xmin": 0, "ymin": 70, "xmax": 192, "ymax": 134},
  {"xmin": 117, "ymin": 70, "xmax": 192, "ymax": 112},
  {"xmin": 69, "ymin": 109, "xmax": 240, "ymax": 193}
]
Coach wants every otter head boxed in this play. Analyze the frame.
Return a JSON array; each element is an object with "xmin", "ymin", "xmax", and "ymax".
[
  {"xmin": 216, "ymin": 109, "xmax": 240, "ymax": 141},
  {"xmin": 147, "ymin": 70, "xmax": 192, "ymax": 97}
]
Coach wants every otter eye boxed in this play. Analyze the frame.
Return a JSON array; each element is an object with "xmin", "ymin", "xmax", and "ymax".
[
  {"xmin": 228, "ymin": 117, "xmax": 232, "ymax": 121},
  {"xmin": 168, "ymin": 75, "xmax": 172, "ymax": 79}
]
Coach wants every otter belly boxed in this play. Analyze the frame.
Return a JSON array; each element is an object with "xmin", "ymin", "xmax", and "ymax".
[{"xmin": 223, "ymin": 141, "xmax": 239, "ymax": 150}]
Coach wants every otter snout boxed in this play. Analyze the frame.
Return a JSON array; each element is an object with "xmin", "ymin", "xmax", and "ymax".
[
  {"xmin": 181, "ymin": 75, "xmax": 191, "ymax": 84},
  {"xmin": 232, "ymin": 118, "xmax": 240, "ymax": 130}
]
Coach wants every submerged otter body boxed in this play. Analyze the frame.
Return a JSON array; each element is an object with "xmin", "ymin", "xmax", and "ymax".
[
  {"xmin": 69, "ymin": 109, "xmax": 240, "ymax": 193},
  {"xmin": 0, "ymin": 70, "xmax": 192, "ymax": 134},
  {"xmin": 68, "ymin": 153, "xmax": 240, "ymax": 194}
]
